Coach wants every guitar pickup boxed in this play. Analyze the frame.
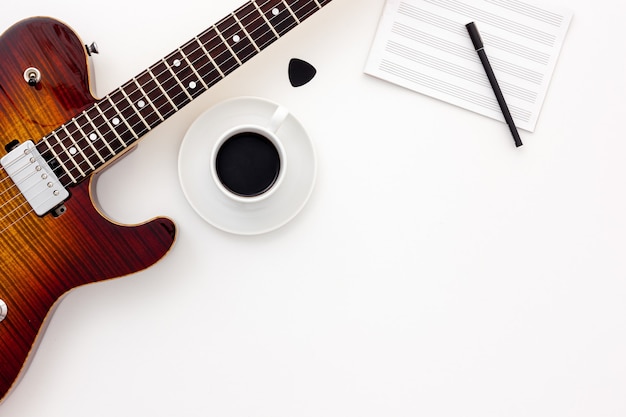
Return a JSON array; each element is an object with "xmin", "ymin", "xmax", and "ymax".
[{"xmin": 1, "ymin": 140, "xmax": 69, "ymax": 216}]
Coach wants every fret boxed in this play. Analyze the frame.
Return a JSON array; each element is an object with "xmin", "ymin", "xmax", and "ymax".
[
  {"xmin": 163, "ymin": 60, "xmax": 196, "ymax": 102},
  {"xmin": 69, "ymin": 117, "xmax": 106, "ymax": 166},
  {"xmin": 34, "ymin": 144, "xmax": 67, "ymax": 186},
  {"xmin": 213, "ymin": 22, "xmax": 242, "ymax": 67},
  {"xmin": 231, "ymin": 10, "xmax": 260, "ymax": 53},
  {"xmin": 198, "ymin": 27, "xmax": 240, "ymax": 76},
  {"xmin": 109, "ymin": 89, "xmax": 151, "ymax": 137},
  {"xmin": 85, "ymin": 106, "xmax": 123, "ymax": 156},
  {"xmin": 191, "ymin": 36, "xmax": 225, "ymax": 80},
  {"xmin": 182, "ymin": 40, "xmax": 223, "ymax": 88},
  {"xmin": 283, "ymin": 0, "xmax": 301, "ymax": 24},
  {"xmin": 50, "ymin": 129, "xmax": 86, "ymax": 176},
  {"xmin": 42, "ymin": 137, "xmax": 77, "ymax": 184},
  {"xmin": 76, "ymin": 111, "xmax": 116, "ymax": 162},
  {"xmin": 125, "ymin": 79, "xmax": 164, "ymax": 127},
  {"xmin": 135, "ymin": 71, "xmax": 176, "ymax": 119},
  {"xmin": 167, "ymin": 49, "xmax": 209, "ymax": 96},
  {"xmin": 291, "ymin": 0, "xmax": 321, "ymax": 23},
  {"xmin": 239, "ymin": 2, "xmax": 278, "ymax": 50},
  {"xmin": 179, "ymin": 49, "xmax": 209, "ymax": 90},
  {"xmin": 94, "ymin": 101, "xmax": 133, "ymax": 148},
  {"xmin": 147, "ymin": 68, "xmax": 179, "ymax": 113},
  {"xmin": 162, "ymin": 58, "xmax": 195, "ymax": 101},
  {"xmin": 61, "ymin": 125, "xmax": 94, "ymax": 172},
  {"xmin": 34, "ymin": 0, "xmax": 333, "ymax": 185},
  {"xmin": 289, "ymin": 0, "xmax": 321, "ymax": 22},
  {"xmin": 105, "ymin": 95, "xmax": 141, "ymax": 144},
  {"xmin": 257, "ymin": 0, "xmax": 299, "ymax": 37},
  {"xmin": 51, "ymin": 130, "xmax": 86, "ymax": 177},
  {"xmin": 150, "ymin": 61, "xmax": 190, "ymax": 111},
  {"xmin": 252, "ymin": 1, "xmax": 280, "ymax": 39}
]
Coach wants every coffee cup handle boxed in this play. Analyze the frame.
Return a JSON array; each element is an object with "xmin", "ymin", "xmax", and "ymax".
[{"xmin": 268, "ymin": 106, "xmax": 289, "ymax": 133}]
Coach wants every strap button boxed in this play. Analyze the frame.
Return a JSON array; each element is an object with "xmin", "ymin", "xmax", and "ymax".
[{"xmin": 0, "ymin": 299, "xmax": 7, "ymax": 323}]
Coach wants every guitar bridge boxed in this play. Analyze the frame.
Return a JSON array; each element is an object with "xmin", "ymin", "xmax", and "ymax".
[{"xmin": 1, "ymin": 140, "xmax": 69, "ymax": 216}]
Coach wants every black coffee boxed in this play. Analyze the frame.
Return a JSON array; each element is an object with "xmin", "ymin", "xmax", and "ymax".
[{"xmin": 215, "ymin": 131, "xmax": 281, "ymax": 197}]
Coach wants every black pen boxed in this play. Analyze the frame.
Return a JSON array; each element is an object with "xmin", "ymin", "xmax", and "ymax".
[{"xmin": 466, "ymin": 21, "xmax": 523, "ymax": 147}]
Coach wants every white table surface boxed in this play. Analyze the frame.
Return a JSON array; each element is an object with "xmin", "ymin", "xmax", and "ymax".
[{"xmin": 1, "ymin": 0, "xmax": 625, "ymax": 416}]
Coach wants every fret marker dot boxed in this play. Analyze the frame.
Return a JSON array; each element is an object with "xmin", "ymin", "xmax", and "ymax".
[
  {"xmin": 232, "ymin": 35, "xmax": 240, "ymax": 43},
  {"xmin": 272, "ymin": 8, "xmax": 280, "ymax": 16},
  {"xmin": 89, "ymin": 133, "xmax": 98, "ymax": 141},
  {"xmin": 69, "ymin": 147, "xmax": 77, "ymax": 155},
  {"xmin": 112, "ymin": 117, "xmax": 120, "ymax": 126},
  {"xmin": 138, "ymin": 100, "xmax": 146, "ymax": 108},
  {"xmin": 173, "ymin": 59, "xmax": 181, "ymax": 67},
  {"xmin": 189, "ymin": 81, "xmax": 197, "ymax": 89}
]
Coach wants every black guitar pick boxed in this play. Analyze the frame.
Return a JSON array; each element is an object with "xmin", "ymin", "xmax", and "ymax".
[{"xmin": 288, "ymin": 58, "xmax": 317, "ymax": 87}]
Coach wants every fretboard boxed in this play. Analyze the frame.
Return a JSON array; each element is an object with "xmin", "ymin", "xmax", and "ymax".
[{"xmin": 36, "ymin": 0, "xmax": 332, "ymax": 187}]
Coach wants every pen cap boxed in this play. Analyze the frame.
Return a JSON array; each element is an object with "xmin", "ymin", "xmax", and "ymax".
[{"xmin": 465, "ymin": 22, "xmax": 484, "ymax": 50}]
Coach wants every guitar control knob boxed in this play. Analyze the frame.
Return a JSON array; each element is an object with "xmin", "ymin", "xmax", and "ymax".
[
  {"xmin": 0, "ymin": 299, "xmax": 7, "ymax": 323},
  {"xmin": 23, "ymin": 67, "xmax": 41, "ymax": 87}
]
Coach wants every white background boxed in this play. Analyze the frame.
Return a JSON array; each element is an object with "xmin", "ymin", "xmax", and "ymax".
[{"xmin": 1, "ymin": 0, "xmax": 625, "ymax": 416}]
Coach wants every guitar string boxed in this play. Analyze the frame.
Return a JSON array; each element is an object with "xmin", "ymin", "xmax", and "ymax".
[
  {"xmin": 0, "ymin": 0, "xmax": 310, "ymax": 207},
  {"xmin": 2, "ymin": 0, "xmax": 324, "ymax": 193},
  {"xmin": 0, "ymin": 0, "xmax": 325, "ymax": 233},
  {"xmin": 0, "ymin": 0, "xmax": 312, "ymax": 188},
  {"xmin": 0, "ymin": 0, "xmax": 295, "ymax": 200},
  {"xmin": 0, "ymin": 0, "xmax": 286, "ymax": 179}
]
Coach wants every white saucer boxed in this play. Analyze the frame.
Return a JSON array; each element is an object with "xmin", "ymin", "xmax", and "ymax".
[{"xmin": 178, "ymin": 97, "xmax": 316, "ymax": 235}]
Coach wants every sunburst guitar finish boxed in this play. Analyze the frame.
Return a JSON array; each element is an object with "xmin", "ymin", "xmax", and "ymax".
[
  {"xmin": 0, "ymin": 18, "xmax": 176, "ymax": 400},
  {"xmin": 0, "ymin": 0, "xmax": 332, "ymax": 402}
]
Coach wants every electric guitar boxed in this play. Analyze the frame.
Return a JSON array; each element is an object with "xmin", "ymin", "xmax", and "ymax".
[{"xmin": 0, "ymin": 0, "xmax": 331, "ymax": 402}]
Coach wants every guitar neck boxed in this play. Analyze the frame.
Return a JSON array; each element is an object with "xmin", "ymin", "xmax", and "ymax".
[{"xmin": 36, "ymin": 0, "xmax": 331, "ymax": 187}]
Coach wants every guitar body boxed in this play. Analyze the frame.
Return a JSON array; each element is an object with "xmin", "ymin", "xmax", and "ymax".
[{"xmin": 0, "ymin": 18, "xmax": 176, "ymax": 400}]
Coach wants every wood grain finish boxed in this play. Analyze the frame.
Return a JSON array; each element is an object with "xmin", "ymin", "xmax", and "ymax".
[
  {"xmin": 0, "ymin": 18, "xmax": 176, "ymax": 401},
  {"xmin": 0, "ymin": 0, "xmax": 333, "ymax": 402}
]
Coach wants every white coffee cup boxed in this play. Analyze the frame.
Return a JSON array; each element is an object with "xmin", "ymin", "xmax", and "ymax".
[{"xmin": 210, "ymin": 106, "xmax": 289, "ymax": 204}]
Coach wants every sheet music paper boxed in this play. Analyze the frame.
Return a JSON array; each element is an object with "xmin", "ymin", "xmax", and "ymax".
[{"xmin": 364, "ymin": 0, "xmax": 573, "ymax": 132}]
